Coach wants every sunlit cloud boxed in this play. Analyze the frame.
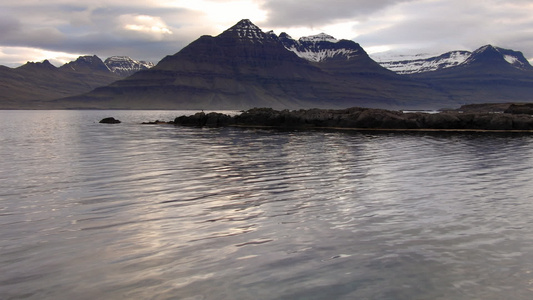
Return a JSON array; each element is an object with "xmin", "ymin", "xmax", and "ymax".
[
  {"xmin": 163, "ymin": 0, "xmax": 267, "ymax": 31},
  {"xmin": 120, "ymin": 15, "xmax": 173, "ymax": 40},
  {"xmin": 0, "ymin": 46, "xmax": 85, "ymax": 67}
]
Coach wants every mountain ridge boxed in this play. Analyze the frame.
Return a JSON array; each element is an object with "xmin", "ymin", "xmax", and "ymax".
[
  {"xmin": 373, "ymin": 45, "xmax": 532, "ymax": 74},
  {"xmin": 54, "ymin": 19, "xmax": 452, "ymax": 110},
  {"xmin": 104, "ymin": 56, "xmax": 155, "ymax": 77},
  {"xmin": 0, "ymin": 55, "xmax": 154, "ymax": 108}
]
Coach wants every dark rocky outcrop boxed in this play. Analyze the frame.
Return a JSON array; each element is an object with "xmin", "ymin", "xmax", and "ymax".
[
  {"xmin": 504, "ymin": 103, "xmax": 533, "ymax": 115},
  {"xmin": 456, "ymin": 103, "xmax": 514, "ymax": 113},
  {"xmin": 174, "ymin": 112, "xmax": 234, "ymax": 127},
  {"xmin": 173, "ymin": 107, "xmax": 533, "ymax": 131},
  {"xmin": 141, "ymin": 120, "xmax": 174, "ymax": 125},
  {"xmin": 99, "ymin": 117, "xmax": 121, "ymax": 124}
]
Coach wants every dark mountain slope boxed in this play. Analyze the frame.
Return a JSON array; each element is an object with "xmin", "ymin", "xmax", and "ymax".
[
  {"xmin": 57, "ymin": 20, "xmax": 341, "ymax": 109},
  {"xmin": 0, "ymin": 56, "xmax": 120, "ymax": 109}
]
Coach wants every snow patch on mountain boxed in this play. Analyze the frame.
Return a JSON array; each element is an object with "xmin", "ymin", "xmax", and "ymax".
[
  {"xmin": 299, "ymin": 33, "xmax": 339, "ymax": 44},
  {"xmin": 293, "ymin": 48, "xmax": 358, "ymax": 63},
  {"xmin": 370, "ymin": 52, "xmax": 435, "ymax": 62},
  {"xmin": 504, "ymin": 55, "xmax": 519, "ymax": 65},
  {"xmin": 279, "ymin": 33, "xmax": 361, "ymax": 62},
  {"xmin": 104, "ymin": 56, "xmax": 154, "ymax": 77},
  {"xmin": 373, "ymin": 51, "xmax": 470, "ymax": 74}
]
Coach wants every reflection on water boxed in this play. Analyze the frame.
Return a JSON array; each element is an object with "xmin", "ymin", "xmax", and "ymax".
[{"xmin": 1, "ymin": 110, "xmax": 533, "ymax": 299}]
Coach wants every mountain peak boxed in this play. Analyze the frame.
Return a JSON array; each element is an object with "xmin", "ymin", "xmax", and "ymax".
[
  {"xmin": 464, "ymin": 44, "xmax": 533, "ymax": 70},
  {"xmin": 477, "ymin": 44, "xmax": 497, "ymax": 51},
  {"xmin": 219, "ymin": 19, "xmax": 267, "ymax": 41},
  {"xmin": 104, "ymin": 56, "xmax": 154, "ymax": 77},
  {"xmin": 60, "ymin": 55, "xmax": 111, "ymax": 73},
  {"xmin": 235, "ymin": 19, "xmax": 255, "ymax": 28},
  {"xmin": 18, "ymin": 59, "xmax": 57, "ymax": 71},
  {"xmin": 299, "ymin": 33, "xmax": 338, "ymax": 44}
]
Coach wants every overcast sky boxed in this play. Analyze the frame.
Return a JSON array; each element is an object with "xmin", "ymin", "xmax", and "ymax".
[{"xmin": 1, "ymin": 0, "xmax": 532, "ymax": 67}]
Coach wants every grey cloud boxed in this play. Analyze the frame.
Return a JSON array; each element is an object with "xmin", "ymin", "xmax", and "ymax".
[
  {"xmin": 0, "ymin": 15, "xmax": 21, "ymax": 37},
  {"xmin": 1, "ymin": 0, "xmax": 533, "ymax": 66},
  {"xmin": 353, "ymin": 0, "xmax": 533, "ymax": 59},
  {"xmin": 0, "ymin": 2, "xmax": 197, "ymax": 63},
  {"xmin": 261, "ymin": 0, "xmax": 413, "ymax": 27}
]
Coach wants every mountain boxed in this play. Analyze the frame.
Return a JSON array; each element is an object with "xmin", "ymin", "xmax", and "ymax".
[
  {"xmin": 279, "ymin": 32, "xmax": 362, "ymax": 62},
  {"xmin": 57, "ymin": 19, "xmax": 335, "ymax": 109},
  {"xmin": 375, "ymin": 45, "xmax": 532, "ymax": 75},
  {"xmin": 55, "ymin": 19, "xmax": 449, "ymax": 110},
  {"xmin": 0, "ymin": 56, "xmax": 120, "ymax": 108},
  {"xmin": 461, "ymin": 45, "xmax": 533, "ymax": 71},
  {"xmin": 0, "ymin": 55, "xmax": 156, "ymax": 109},
  {"xmin": 374, "ymin": 51, "xmax": 471, "ymax": 74},
  {"xmin": 409, "ymin": 45, "xmax": 533, "ymax": 105},
  {"xmin": 60, "ymin": 55, "xmax": 111, "ymax": 73},
  {"xmin": 104, "ymin": 56, "xmax": 155, "ymax": 77}
]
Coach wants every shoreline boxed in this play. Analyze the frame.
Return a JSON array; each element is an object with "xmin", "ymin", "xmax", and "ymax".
[{"xmin": 168, "ymin": 106, "xmax": 533, "ymax": 133}]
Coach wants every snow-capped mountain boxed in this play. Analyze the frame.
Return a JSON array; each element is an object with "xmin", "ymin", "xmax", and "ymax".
[
  {"xmin": 104, "ymin": 56, "xmax": 155, "ymax": 77},
  {"xmin": 279, "ymin": 32, "xmax": 363, "ymax": 62},
  {"xmin": 373, "ymin": 51, "xmax": 471, "ymax": 74},
  {"xmin": 373, "ymin": 45, "xmax": 532, "ymax": 74}
]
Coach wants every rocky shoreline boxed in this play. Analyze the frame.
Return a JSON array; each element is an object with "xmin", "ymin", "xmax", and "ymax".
[{"xmin": 166, "ymin": 105, "xmax": 533, "ymax": 132}]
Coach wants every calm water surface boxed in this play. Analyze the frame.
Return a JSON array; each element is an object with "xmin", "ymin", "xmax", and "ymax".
[{"xmin": 1, "ymin": 110, "xmax": 533, "ymax": 299}]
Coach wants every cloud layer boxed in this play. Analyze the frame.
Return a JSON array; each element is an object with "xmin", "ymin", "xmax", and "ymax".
[{"xmin": 1, "ymin": 0, "xmax": 532, "ymax": 67}]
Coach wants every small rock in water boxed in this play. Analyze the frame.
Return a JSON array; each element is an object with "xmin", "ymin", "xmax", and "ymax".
[{"xmin": 99, "ymin": 117, "xmax": 121, "ymax": 124}]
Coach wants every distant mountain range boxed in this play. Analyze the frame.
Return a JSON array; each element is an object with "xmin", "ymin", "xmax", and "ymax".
[
  {"xmin": 0, "ymin": 55, "xmax": 154, "ymax": 108},
  {"xmin": 1, "ymin": 19, "xmax": 532, "ymax": 110},
  {"xmin": 373, "ymin": 46, "xmax": 532, "ymax": 74}
]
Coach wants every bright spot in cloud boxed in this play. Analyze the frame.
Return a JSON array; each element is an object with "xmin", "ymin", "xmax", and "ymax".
[
  {"xmin": 121, "ymin": 15, "xmax": 173, "ymax": 39},
  {"xmin": 165, "ymin": 0, "xmax": 267, "ymax": 30},
  {"xmin": 0, "ymin": 46, "xmax": 84, "ymax": 67}
]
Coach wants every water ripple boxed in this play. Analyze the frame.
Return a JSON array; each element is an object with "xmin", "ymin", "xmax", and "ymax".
[{"xmin": 2, "ymin": 111, "xmax": 533, "ymax": 299}]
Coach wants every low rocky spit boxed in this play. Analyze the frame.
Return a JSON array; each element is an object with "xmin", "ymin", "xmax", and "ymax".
[{"xmin": 171, "ymin": 105, "xmax": 533, "ymax": 132}]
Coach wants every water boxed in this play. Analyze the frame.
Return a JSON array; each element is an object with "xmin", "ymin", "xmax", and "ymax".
[{"xmin": 2, "ymin": 110, "xmax": 533, "ymax": 300}]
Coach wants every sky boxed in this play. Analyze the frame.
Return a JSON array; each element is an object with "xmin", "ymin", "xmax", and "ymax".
[{"xmin": 1, "ymin": 0, "xmax": 532, "ymax": 67}]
